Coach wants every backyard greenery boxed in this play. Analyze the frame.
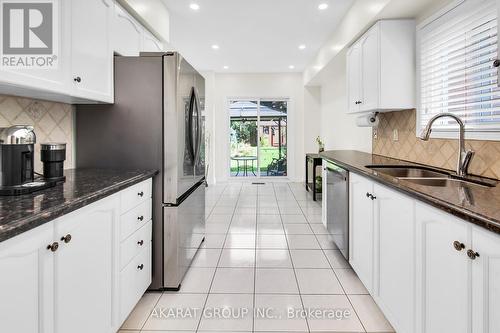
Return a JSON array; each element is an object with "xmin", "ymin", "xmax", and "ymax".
[{"xmin": 230, "ymin": 147, "xmax": 287, "ymax": 173}]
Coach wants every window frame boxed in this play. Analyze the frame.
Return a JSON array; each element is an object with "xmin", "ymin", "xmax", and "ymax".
[{"xmin": 416, "ymin": 0, "xmax": 500, "ymax": 140}]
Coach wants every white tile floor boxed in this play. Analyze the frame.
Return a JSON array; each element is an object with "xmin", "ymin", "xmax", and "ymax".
[{"xmin": 119, "ymin": 182, "xmax": 394, "ymax": 333}]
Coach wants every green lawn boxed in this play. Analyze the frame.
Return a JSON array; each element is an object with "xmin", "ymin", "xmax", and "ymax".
[{"xmin": 230, "ymin": 147, "xmax": 286, "ymax": 173}]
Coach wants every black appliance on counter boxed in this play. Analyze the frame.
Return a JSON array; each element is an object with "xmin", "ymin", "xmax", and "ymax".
[
  {"xmin": 40, "ymin": 143, "xmax": 66, "ymax": 182},
  {"xmin": 0, "ymin": 126, "xmax": 58, "ymax": 195}
]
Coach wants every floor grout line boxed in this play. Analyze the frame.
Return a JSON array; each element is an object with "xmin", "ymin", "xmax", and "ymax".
[
  {"xmin": 132, "ymin": 182, "xmax": 389, "ymax": 333},
  {"xmin": 288, "ymin": 183, "xmax": 368, "ymax": 333},
  {"xmin": 277, "ymin": 182, "xmax": 311, "ymax": 333},
  {"xmin": 195, "ymin": 183, "xmax": 241, "ymax": 333}
]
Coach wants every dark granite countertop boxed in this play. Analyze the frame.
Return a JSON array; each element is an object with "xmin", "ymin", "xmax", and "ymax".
[
  {"xmin": 320, "ymin": 150, "xmax": 500, "ymax": 234},
  {"xmin": 0, "ymin": 168, "xmax": 158, "ymax": 243}
]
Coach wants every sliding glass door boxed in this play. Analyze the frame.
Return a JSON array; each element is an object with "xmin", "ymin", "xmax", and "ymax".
[{"xmin": 229, "ymin": 99, "xmax": 288, "ymax": 178}]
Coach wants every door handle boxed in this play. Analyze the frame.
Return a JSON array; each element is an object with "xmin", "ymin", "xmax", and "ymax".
[
  {"xmin": 453, "ymin": 241, "xmax": 465, "ymax": 251},
  {"xmin": 47, "ymin": 242, "xmax": 59, "ymax": 252},
  {"xmin": 60, "ymin": 234, "xmax": 72, "ymax": 243},
  {"xmin": 467, "ymin": 249, "xmax": 480, "ymax": 260}
]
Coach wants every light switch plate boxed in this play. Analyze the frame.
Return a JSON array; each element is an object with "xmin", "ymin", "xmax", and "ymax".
[{"xmin": 393, "ymin": 129, "xmax": 399, "ymax": 141}]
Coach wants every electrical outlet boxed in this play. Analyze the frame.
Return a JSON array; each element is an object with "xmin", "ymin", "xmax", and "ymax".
[
  {"xmin": 373, "ymin": 128, "xmax": 378, "ymax": 139},
  {"xmin": 393, "ymin": 129, "xmax": 399, "ymax": 141}
]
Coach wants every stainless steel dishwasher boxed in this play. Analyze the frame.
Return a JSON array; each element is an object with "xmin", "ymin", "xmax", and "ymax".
[{"xmin": 326, "ymin": 162, "xmax": 349, "ymax": 260}]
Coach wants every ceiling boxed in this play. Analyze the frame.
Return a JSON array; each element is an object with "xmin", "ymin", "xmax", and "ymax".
[{"xmin": 162, "ymin": 0, "xmax": 354, "ymax": 73}]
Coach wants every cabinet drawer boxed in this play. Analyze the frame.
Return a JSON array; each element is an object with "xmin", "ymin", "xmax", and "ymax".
[
  {"xmin": 120, "ymin": 179, "xmax": 152, "ymax": 214},
  {"xmin": 119, "ymin": 244, "xmax": 151, "ymax": 322},
  {"xmin": 120, "ymin": 221, "xmax": 152, "ymax": 270},
  {"xmin": 120, "ymin": 199, "xmax": 152, "ymax": 241}
]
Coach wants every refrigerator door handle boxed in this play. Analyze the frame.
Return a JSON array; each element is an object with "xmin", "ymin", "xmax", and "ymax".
[
  {"xmin": 190, "ymin": 87, "xmax": 202, "ymax": 166},
  {"xmin": 187, "ymin": 87, "xmax": 197, "ymax": 163},
  {"xmin": 195, "ymin": 89, "xmax": 202, "ymax": 164}
]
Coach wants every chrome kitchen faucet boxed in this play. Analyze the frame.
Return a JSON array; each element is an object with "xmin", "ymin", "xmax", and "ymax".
[{"xmin": 419, "ymin": 113, "xmax": 474, "ymax": 177}]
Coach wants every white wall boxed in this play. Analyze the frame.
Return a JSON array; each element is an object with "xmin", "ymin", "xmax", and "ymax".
[
  {"xmin": 318, "ymin": 52, "xmax": 372, "ymax": 152},
  {"xmin": 209, "ymin": 73, "xmax": 312, "ymax": 183}
]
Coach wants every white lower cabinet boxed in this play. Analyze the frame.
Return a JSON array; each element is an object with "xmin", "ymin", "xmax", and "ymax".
[
  {"xmin": 0, "ymin": 178, "xmax": 153, "ymax": 333},
  {"xmin": 415, "ymin": 202, "xmax": 471, "ymax": 333},
  {"xmin": 346, "ymin": 171, "xmax": 500, "ymax": 333},
  {"xmin": 0, "ymin": 223, "xmax": 54, "ymax": 333},
  {"xmin": 472, "ymin": 226, "xmax": 500, "ymax": 333},
  {"xmin": 54, "ymin": 195, "xmax": 118, "ymax": 333},
  {"xmin": 374, "ymin": 184, "xmax": 415, "ymax": 333},
  {"xmin": 349, "ymin": 172, "xmax": 375, "ymax": 293}
]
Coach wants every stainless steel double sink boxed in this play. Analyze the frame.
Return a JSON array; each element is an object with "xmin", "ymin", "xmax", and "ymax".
[{"xmin": 365, "ymin": 165, "xmax": 496, "ymax": 188}]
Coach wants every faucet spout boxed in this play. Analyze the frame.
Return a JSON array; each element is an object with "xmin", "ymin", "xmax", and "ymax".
[{"xmin": 418, "ymin": 113, "xmax": 474, "ymax": 177}]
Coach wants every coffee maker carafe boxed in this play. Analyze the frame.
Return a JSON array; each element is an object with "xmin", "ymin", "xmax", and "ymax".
[{"xmin": 0, "ymin": 125, "xmax": 36, "ymax": 187}]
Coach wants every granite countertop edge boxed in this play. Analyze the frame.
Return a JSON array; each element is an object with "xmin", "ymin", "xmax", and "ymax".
[
  {"xmin": 320, "ymin": 150, "xmax": 500, "ymax": 235},
  {"xmin": 0, "ymin": 169, "xmax": 158, "ymax": 244}
]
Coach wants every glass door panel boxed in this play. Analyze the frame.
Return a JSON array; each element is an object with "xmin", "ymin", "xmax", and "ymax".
[
  {"xmin": 229, "ymin": 99, "xmax": 287, "ymax": 178},
  {"xmin": 259, "ymin": 101, "xmax": 287, "ymax": 177},
  {"xmin": 229, "ymin": 100, "xmax": 258, "ymax": 177}
]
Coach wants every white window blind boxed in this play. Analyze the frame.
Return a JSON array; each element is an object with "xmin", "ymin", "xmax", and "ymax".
[{"xmin": 419, "ymin": 0, "xmax": 500, "ymax": 134}]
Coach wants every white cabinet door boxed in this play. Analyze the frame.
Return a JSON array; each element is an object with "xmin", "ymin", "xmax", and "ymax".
[
  {"xmin": 54, "ymin": 196, "xmax": 119, "ymax": 333},
  {"xmin": 360, "ymin": 25, "xmax": 379, "ymax": 112},
  {"xmin": 71, "ymin": 0, "xmax": 112, "ymax": 102},
  {"xmin": 113, "ymin": 4, "xmax": 143, "ymax": 56},
  {"xmin": 0, "ymin": 0, "xmax": 69, "ymax": 96},
  {"xmin": 374, "ymin": 184, "xmax": 415, "ymax": 333},
  {"xmin": 471, "ymin": 226, "xmax": 500, "ymax": 333},
  {"xmin": 0, "ymin": 223, "xmax": 54, "ymax": 333},
  {"xmin": 347, "ymin": 43, "xmax": 362, "ymax": 113},
  {"xmin": 415, "ymin": 203, "xmax": 471, "ymax": 333},
  {"xmin": 349, "ymin": 172, "xmax": 374, "ymax": 292},
  {"xmin": 142, "ymin": 29, "xmax": 163, "ymax": 52}
]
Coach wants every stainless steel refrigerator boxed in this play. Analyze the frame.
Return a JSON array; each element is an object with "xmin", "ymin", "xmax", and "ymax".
[{"xmin": 75, "ymin": 52, "xmax": 205, "ymax": 290}]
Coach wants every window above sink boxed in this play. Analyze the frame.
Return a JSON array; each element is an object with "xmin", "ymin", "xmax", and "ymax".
[{"xmin": 416, "ymin": 0, "xmax": 500, "ymax": 141}]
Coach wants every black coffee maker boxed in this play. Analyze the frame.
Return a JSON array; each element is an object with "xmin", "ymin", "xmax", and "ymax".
[{"xmin": 0, "ymin": 125, "xmax": 57, "ymax": 195}]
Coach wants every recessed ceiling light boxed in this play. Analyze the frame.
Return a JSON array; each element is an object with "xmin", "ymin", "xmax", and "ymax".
[
  {"xmin": 298, "ymin": 44, "xmax": 306, "ymax": 50},
  {"xmin": 318, "ymin": 3, "xmax": 329, "ymax": 10},
  {"xmin": 211, "ymin": 44, "xmax": 220, "ymax": 50},
  {"xmin": 289, "ymin": 65, "xmax": 295, "ymax": 69},
  {"xmin": 189, "ymin": 3, "xmax": 200, "ymax": 10},
  {"xmin": 223, "ymin": 65, "xmax": 229, "ymax": 70}
]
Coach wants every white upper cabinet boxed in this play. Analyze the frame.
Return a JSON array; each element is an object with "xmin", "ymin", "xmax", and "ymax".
[
  {"xmin": 347, "ymin": 44, "xmax": 363, "ymax": 113},
  {"xmin": 112, "ymin": 3, "xmax": 143, "ymax": 56},
  {"xmin": 71, "ymin": 0, "xmax": 113, "ymax": 103},
  {"xmin": 142, "ymin": 29, "xmax": 163, "ymax": 52},
  {"xmin": 360, "ymin": 27, "xmax": 380, "ymax": 112},
  {"xmin": 346, "ymin": 20, "xmax": 416, "ymax": 113},
  {"xmin": 0, "ymin": 0, "xmax": 168, "ymax": 103},
  {"xmin": 0, "ymin": 0, "xmax": 70, "ymax": 98}
]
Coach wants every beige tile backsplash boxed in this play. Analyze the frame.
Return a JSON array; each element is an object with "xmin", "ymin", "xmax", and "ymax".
[
  {"xmin": 373, "ymin": 109, "xmax": 500, "ymax": 180},
  {"xmin": 0, "ymin": 94, "xmax": 74, "ymax": 173}
]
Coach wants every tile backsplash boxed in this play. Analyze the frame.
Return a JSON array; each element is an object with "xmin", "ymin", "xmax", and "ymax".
[
  {"xmin": 0, "ymin": 94, "xmax": 74, "ymax": 173},
  {"xmin": 373, "ymin": 109, "xmax": 500, "ymax": 179}
]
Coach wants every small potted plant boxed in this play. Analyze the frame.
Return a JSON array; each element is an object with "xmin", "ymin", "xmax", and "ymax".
[{"xmin": 316, "ymin": 136, "xmax": 325, "ymax": 153}]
